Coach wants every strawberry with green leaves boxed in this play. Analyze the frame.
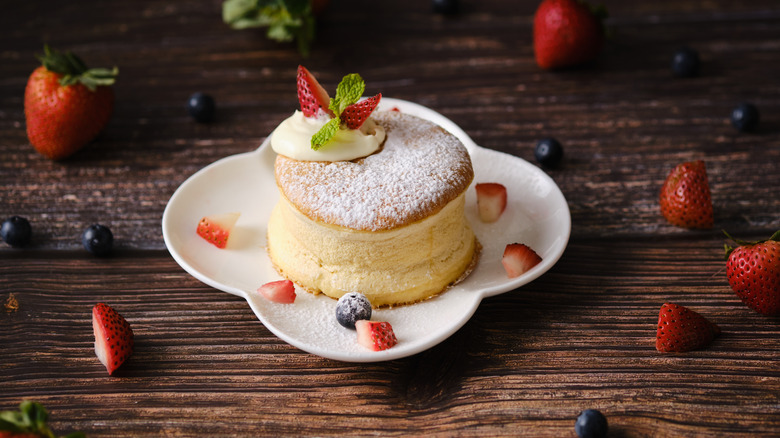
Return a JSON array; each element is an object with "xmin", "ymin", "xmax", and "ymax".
[
  {"xmin": 656, "ymin": 303, "xmax": 720, "ymax": 353},
  {"xmin": 659, "ymin": 160, "xmax": 714, "ymax": 229},
  {"xmin": 296, "ymin": 66, "xmax": 382, "ymax": 150},
  {"xmin": 724, "ymin": 230, "xmax": 780, "ymax": 316},
  {"xmin": 24, "ymin": 45, "xmax": 117, "ymax": 160}
]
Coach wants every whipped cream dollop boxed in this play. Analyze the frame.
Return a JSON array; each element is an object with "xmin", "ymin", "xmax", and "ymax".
[{"xmin": 270, "ymin": 110, "xmax": 386, "ymax": 162}]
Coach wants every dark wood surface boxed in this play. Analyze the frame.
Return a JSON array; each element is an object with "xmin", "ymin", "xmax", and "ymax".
[{"xmin": 2, "ymin": 1, "xmax": 779, "ymax": 436}]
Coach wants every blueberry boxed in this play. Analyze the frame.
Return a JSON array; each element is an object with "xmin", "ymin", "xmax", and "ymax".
[
  {"xmin": 534, "ymin": 138, "xmax": 563, "ymax": 168},
  {"xmin": 730, "ymin": 102, "xmax": 760, "ymax": 132},
  {"xmin": 335, "ymin": 292, "xmax": 372, "ymax": 329},
  {"xmin": 671, "ymin": 46, "xmax": 700, "ymax": 78},
  {"xmin": 575, "ymin": 409, "xmax": 608, "ymax": 438},
  {"xmin": 432, "ymin": 0, "xmax": 460, "ymax": 15},
  {"xmin": 187, "ymin": 92, "xmax": 216, "ymax": 123},
  {"xmin": 82, "ymin": 224, "xmax": 113, "ymax": 256},
  {"xmin": 1, "ymin": 216, "xmax": 32, "ymax": 248}
]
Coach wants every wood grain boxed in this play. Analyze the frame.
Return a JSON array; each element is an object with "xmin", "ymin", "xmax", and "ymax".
[{"xmin": 1, "ymin": 0, "xmax": 779, "ymax": 436}]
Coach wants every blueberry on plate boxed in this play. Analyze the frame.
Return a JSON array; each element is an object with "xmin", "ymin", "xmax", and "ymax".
[
  {"xmin": 1, "ymin": 216, "xmax": 32, "ymax": 248},
  {"xmin": 432, "ymin": 0, "xmax": 460, "ymax": 15},
  {"xmin": 335, "ymin": 292, "xmax": 372, "ymax": 329},
  {"xmin": 187, "ymin": 92, "xmax": 216, "ymax": 123},
  {"xmin": 671, "ymin": 46, "xmax": 700, "ymax": 78},
  {"xmin": 534, "ymin": 138, "xmax": 563, "ymax": 168},
  {"xmin": 82, "ymin": 224, "xmax": 114, "ymax": 256},
  {"xmin": 730, "ymin": 102, "xmax": 760, "ymax": 132},
  {"xmin": 575, "ymin": 409, "xmax": 608, "ymax": 438}
]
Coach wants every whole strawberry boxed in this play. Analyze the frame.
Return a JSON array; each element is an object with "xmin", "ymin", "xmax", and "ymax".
[
  {"xmin": 724, "ymin": 230, "xmax": 780, "ymax": 316},
  {"xmin": 659, "ymin": 160, "xmax": 713, "ymax": 229},
  {"xmin": 533, "ymin": 0, "xmax": 607, "ymax": 70},
  {"xmin": 24, "ymin": 45, "xmax": 118, "ymax": 160}
]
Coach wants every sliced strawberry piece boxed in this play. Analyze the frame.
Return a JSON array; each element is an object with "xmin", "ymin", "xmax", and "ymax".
[
  {"xmin": 502, "ymin": 243, "xmax": 542, "ymax": 278},
  {"xmin": 257, "ymin": 280, "xmax": 296, "ymax": 304},
  {"xmin": 92, "ymin": 303, "xmax": 134, "ymax": 375},
  {"xmin": 341, "ymin": 93, "xmax": 382, "ymax": 129},
  {"xmin": 355, "ymin": 320, "xmax": 398, "ymax": 351},
  {"xmin": 196, "ymin": 212, "xmax": 240, "ymax": 249},
  {"xmin": 656, "ymin": 303, "xmax": 720, "ymax": 352},
  {"xmin": 475, "ymin": 182, "xmax": 507, "ymax": 223},
  {"xmin": 297, "ymin": 65, "xmax": 333, "ymax": 118}
]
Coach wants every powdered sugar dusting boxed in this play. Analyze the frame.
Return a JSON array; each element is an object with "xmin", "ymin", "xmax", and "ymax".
[{"xmin": 275, "ymin": 111, "xmax": 474, "ymax": 231}]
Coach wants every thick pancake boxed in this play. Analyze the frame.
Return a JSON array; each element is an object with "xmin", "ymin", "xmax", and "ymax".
[{"xmin": 274, "ymin": 111, "xmax": 474, "ymax": 231}]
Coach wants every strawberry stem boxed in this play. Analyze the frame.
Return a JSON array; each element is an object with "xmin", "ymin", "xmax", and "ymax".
[
  {"xmin": 723, "ymin": 229, "xmax": 780, "ymax": 259},
  {"xmin": 37, "ymin": 45, "xmax": 118, "ymax": 91}
]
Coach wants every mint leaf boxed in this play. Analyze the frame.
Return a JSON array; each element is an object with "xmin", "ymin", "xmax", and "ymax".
[
  {"xmin": 222, "ymin": 0, "xmax": 315, "ymax": 55},
  {"xmin": 329, "ymin": 73, "xmax": 364, "ymax": 116},
  {"xmin": 309, "ymin": 73, "xmax": 366, "ymax": 150},
  {"xmin": 311, "ymin": 118, "xmax": 341, "ymax": 150}
]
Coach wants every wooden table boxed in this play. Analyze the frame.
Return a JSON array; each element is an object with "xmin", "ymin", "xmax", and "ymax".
[{"xmin": 2, "ymin": 1, "xmax": 779, "ymax": 436}]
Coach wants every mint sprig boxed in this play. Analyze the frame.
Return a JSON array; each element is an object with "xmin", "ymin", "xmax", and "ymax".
[
  {"xmin": 329, "ymin": 74, "xmax": 364, "ymax": 116},
  {"xmin": 310, "ymin": 73, "xmax": 365, "ymax": 150},
  {"xmin": 311, "ymin": 118, "xmax": 341, "ymax": 150},
  {"xmin": 222, "ymin": 0, "xmax": 316, "ymax": 56}
]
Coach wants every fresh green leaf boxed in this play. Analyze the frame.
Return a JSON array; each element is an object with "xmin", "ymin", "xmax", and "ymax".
[
  {"xmin": 222, "ymin": 0, "xmax": 316, "ymax": 55},
  {"xmin": 329, "ymin": 73, "xmax": 364, "ymax": 116},
  {"xmin": 222, "ymin": 0, "xmax": 259, "ymax": 23},
  {"xmin": 309, "ymin": 73, "xmax": 367, "ymax": 150},
  {"xmin": 0, "ymin": 401, "xmax": 83, "ymax": 437},
  {"xmin": 311, "ymin": 117, "xmax": 341, "ymax": 150}
]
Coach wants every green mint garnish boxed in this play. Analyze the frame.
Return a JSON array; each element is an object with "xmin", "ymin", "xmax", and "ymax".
[
  {"xmin": 311, "ymin": 73, "xmax": 365, "ymax": 150},
  {"xmin": 329, "ymin": 73, "xmax": 364, "ymax": 116},
  {"xmin": 311, "ymin": 117, "xmax": 341, "ymax": 150},
  {"xmin": 222, "ymin": 0, "xmax": 316, "ymax": 56}
]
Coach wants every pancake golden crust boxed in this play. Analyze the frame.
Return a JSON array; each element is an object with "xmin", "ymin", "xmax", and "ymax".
[{"xmin": 274, "ymin": 111, "xmax": 474, "ymax": 232}]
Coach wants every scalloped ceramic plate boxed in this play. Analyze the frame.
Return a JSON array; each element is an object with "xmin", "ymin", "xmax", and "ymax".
[{"xmin": 162, "ymin": 98, "xmax": 571, "ymax": 362}]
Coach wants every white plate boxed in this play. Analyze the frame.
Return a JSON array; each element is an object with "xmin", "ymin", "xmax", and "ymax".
[{"xmin": 162, "ymin": 98, "xmax": 571, "ymax": 362}]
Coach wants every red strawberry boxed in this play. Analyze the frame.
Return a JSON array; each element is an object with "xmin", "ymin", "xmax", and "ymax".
[
  {"xmin": 502, "ymin": 243, "xmax": 542, "ymax": 278},
  {"xmin": 340, "ymin": 93, "xmax": 382, "ymax": 129},
  {"xmin": 475, "ymin": 183, "xmax": 507, "ymax": 223},
  {"xmin": 92, "ymin": 303, "xmax": 134, "ymax": 375},
  {"xmin": 297, "ymin": 65, "xmax": 333, "ymax": 118},
  {"xmin": 356, "ymin": 320, "xmax": 398, "ymax": 351},
  {"xmin": 196, "ymin": 212, "xmax": 240, "ymax": 249},
  {"xmin": 257, "ymin": 280, "xmax": 297, "ymax": 304},
  {"xmin": 659, "ymin": 160, "xmax": 713, "ymax": 229},
  {"xmin": 724, "ymin": 230, "xmax": 780, "ymax": 316},
  {"xmin": 533, "ymin": 0, "xmax": 606, "ymax": 70},
  {"xmin": 655, "ymin": 303, "xmax": 720, "ymax": 352},
  {"xmin": 24, "ymin": 45, "xmax": 117, "ymax": 160}
]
